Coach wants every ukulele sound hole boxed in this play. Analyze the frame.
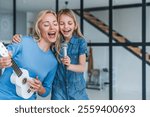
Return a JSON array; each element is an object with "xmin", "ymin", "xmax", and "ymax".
[{"xmin": 22, "ymin": 78, "xmax": 27, "ymax": 84}]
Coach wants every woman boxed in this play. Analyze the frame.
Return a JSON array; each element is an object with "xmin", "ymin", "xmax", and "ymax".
[
  {"xmin": 11, "ymin": 9, "xmax": 89, "ymax": 100},
  {"xmin": 0, "ymin": 9, "xmax": 60, "ymax": 100}
]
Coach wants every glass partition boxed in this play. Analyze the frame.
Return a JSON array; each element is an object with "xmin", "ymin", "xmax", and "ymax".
[
  {"xmin": 113, "ymin": 46, "xmax": 142, "ymax": 99},
  {"xmin": 113, "ymin": 0, "xmax": 142, "ymax": 43},
  {"xmin": 84, "ymin": 0, "xmax": 109, "ymax": 43},
  {"xmin": 146, "ymin": 46, "xmax": 150, "ymax": 99},
  {"xmin": 146, "ymin": 0, "xmax": 150, "ymax": 43},
  {"xmin": 86, "ymin": 46, "xmax": 109, "ymax": 100}
]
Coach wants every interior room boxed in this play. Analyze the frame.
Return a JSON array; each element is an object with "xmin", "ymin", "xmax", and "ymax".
[{"xmin": 0, "ymin": 0, "xmax": 150, "ymax": 100}]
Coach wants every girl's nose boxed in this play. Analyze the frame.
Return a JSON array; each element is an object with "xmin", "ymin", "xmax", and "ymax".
[{"xmin": 64, "ymin": 24, "xmax": 68, "ymax": 28}]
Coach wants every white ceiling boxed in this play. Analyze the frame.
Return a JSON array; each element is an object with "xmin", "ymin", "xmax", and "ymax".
[{"xmin": 0, "ymin": 0, "xmax": 150, "ymax": 12}]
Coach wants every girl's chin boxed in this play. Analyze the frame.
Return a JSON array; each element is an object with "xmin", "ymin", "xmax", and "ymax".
[{"xmin": 63, "ymin": 35, "xmax": 71, "ymax": 39}]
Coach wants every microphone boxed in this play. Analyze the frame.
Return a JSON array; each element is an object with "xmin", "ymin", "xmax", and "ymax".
[{"xmin": 61, "ymin": 42, "xmax": 68, "ymax": 57}]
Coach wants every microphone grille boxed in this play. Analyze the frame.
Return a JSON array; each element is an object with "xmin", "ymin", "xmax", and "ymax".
[{"xmin": 61, "ymin": 42, "xmax": 68, "ymax": 48}]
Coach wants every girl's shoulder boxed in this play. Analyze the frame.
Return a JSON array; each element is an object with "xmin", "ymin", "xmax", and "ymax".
[{"xmin": 73, "ymin": 36, "xmax": 87, "ymax": 44}]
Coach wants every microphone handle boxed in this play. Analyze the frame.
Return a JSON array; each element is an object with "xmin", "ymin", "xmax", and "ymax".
[{"xmin": 63, "ymin": 47, "xmax": 67, "ymax": 57}]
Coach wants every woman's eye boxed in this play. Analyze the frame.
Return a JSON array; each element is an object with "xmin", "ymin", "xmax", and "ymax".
[
  {"xmin": 59, "ymin": 22, "xmax": 64, "ymax": 25},
  {"xmin": 44, "ymin": 24, "xmax": 49, "ymax": 27}
]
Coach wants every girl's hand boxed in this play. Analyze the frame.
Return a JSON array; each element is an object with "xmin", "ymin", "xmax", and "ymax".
[
  {"xmin": 0, "ymin": 52, "xmax": 12, "ymax": 68},
  {"xmin": 61, "ymin": 56, "xmax": 71, "ymax": 66},
  {"xmin": 28, "ymin": 76, "xmax": 42, "ymax": 92},
  {"xmin": 11, "ymin": 34, "xmax": 22, "ymax": 43}
]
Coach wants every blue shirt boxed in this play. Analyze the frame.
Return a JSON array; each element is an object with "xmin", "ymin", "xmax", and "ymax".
[
  {"xmin": 51, "ymin": 36, "xmax": 89, "ymax": 100},
  {"xmin": 0, "ymin": 36, "xmax": 58, "ymax": 100}
]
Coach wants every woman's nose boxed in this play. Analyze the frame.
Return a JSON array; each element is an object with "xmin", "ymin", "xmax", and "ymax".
[{"xmin": 49, "ymin": 24, "xmax": 53, "ymax": 29}]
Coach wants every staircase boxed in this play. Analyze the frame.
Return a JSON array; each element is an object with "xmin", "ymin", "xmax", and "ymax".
[{"xmin": 74, "ymin": 11, "xmax": 150, "ymax": 65}]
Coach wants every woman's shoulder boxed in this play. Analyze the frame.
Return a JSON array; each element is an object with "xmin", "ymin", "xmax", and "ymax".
[
  {"xmin": 21, "ymin": 35, "xmax": 34, "ymax": 41},
  {"xmin": 20, "ymin": 36, "xmax": 36, "ymax": 44}
]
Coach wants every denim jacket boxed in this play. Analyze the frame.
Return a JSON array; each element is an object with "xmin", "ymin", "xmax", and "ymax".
[{"xmin": 51, "ymin": 36, "xmax": 89, "ymax": 100}]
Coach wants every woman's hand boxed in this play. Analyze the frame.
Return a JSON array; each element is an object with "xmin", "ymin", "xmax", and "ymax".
[
  {"xmin": 28, "ymin": 76, "xmax": 45, "ymax": 94},
  {"xmin": 0, "ymin": 52, "xmax": 12, "ymax": 68},
  {"xmin": 61, "ymin": 56, "xmax": 71, "ymax": 67},
  {"xmin": 11, "ymin": 34, "xmax": 21, "ymax": 43}
]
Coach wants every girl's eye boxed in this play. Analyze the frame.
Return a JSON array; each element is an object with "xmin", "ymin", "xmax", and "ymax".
[
  {"xmin": 60, "ymin": 23, "xmax": 63, "ymax": 25},
  {"xmin": 68, "ymin": 22, "xmax": 73, "ymax": 25},
  {"xmin": 54, "ymin": 23, "xmax": 58, "ymax": 26},
  {"xmin": 59, "ymin": 22, "xmax": 64, "ymax": 25}
]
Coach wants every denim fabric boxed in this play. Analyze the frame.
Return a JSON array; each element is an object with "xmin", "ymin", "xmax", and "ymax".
[{"xmin": 51, "ymin": 36, "xmax": 89, "ymax": 100}]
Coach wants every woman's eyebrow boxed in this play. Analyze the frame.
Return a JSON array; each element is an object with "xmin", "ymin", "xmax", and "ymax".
[
  {"xmin": 41, "ymin": 21, "xmax": 49, "ymax": 24},
  {"xmin": 42, "ymin": 20, "xmax": 57, "ymax": 24}
]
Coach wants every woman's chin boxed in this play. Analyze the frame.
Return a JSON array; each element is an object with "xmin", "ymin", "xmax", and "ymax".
[{"xmin": 49, "ymin": 38, "xmax": 56, "ymax": 43}]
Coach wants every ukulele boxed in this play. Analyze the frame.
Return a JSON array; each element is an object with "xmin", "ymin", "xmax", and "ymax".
[{"xmin": 0, "ymin": 42, "xmax": 34, "ymax": 99}]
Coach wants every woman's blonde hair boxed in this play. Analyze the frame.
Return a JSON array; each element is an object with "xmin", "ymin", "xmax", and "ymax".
[
  {"xmin": 33, "ymin": 9, "xmax": 61, "ymax": 60},
  {"xmin": 57, "ymin": 9, "xmax": 84, "ymax": 38}
]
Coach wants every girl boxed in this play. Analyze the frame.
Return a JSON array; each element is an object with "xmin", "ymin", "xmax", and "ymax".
[
  {"xmin": 0, "ymin": 10, "xmax": 60, "ymax": 100},
  {"xmin": 51, "ymin": 9, "xmax": 89, "ymax": 100}
]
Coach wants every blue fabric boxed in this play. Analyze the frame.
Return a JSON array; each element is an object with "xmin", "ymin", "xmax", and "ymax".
[
  {"xmin": 0, "ymin": 36, "xmax": 58, "ymax": 100},
  {"xmin": 51, "ymin": 36, "xmax": 89, "ymax": 100}
]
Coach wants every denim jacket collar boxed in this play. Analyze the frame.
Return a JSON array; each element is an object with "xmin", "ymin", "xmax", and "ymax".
[{"xmin": 61, "ymin": 36, "xmax": 79, "ymax": 45}]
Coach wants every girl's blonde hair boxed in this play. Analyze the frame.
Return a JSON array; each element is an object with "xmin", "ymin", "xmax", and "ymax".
[
  {"xmin": 57, "ymin": 9, "xmax": 84, "ymax": 38},
  {"xmin": 33, "ymin": 9, "xmax": 61, "ymax": 60}
]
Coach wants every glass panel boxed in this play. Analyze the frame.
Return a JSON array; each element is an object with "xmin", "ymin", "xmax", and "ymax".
[
  {"xmin": 86, "ymin": 46, "xmax": 109, "ymax": 100},
  {"xmin": 145, "ymin": 0, "xmax": 150, "ymax": 99},
  {"xmin": 113, "ymin": 0, "xmax": 142, "ymax": 43},
  {"xmin": 59, "ymin": 0, "xmax": 80, "ymax": 10},
  {"xmin": 146, "ymin": 46, "xmax": 150, "ymax": 99},
  {"xmin": 113, "ymin": 46, "xmax": 142, "ymax": 99},
  {"xmin": 0, "ymin": 0, "xmax": 13, "ymax": 43},
  {"xmin": 146, "ymin": 0, "xmax": 150, "ymax": 42},
  {"xmin": 84, "ymin": 0, "xmax": 109, "ymax": 43}
]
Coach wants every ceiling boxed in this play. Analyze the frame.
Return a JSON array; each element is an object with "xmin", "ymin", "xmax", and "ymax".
[{"xmin": 0, "ymin": 0, "xmax": 150, "ymax": 12}]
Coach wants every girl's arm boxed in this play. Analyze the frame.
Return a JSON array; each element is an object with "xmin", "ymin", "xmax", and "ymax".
[
  {"xmin": 11, "ymin": 34, "xmax": 21, "ymax": 43},
  {"xmin": 62, "ymin": 54, "xmax": 86, "ymax": 72},
  {"xmin": 62, "ymin": 39, "xmax": 88, "ymax": 73}
]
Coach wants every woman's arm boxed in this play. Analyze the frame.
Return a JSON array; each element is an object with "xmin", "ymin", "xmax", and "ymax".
[
  {"xmin": 28, "ymin": 77, "xmax": 46, "ymax": 95},
  {"xmin": 36, "ymin": 64, "xmax": 58, "ymax": 97},
  {"xmin": 0, "ymin": 52, "xmax": 12, "ymax": 68}
]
